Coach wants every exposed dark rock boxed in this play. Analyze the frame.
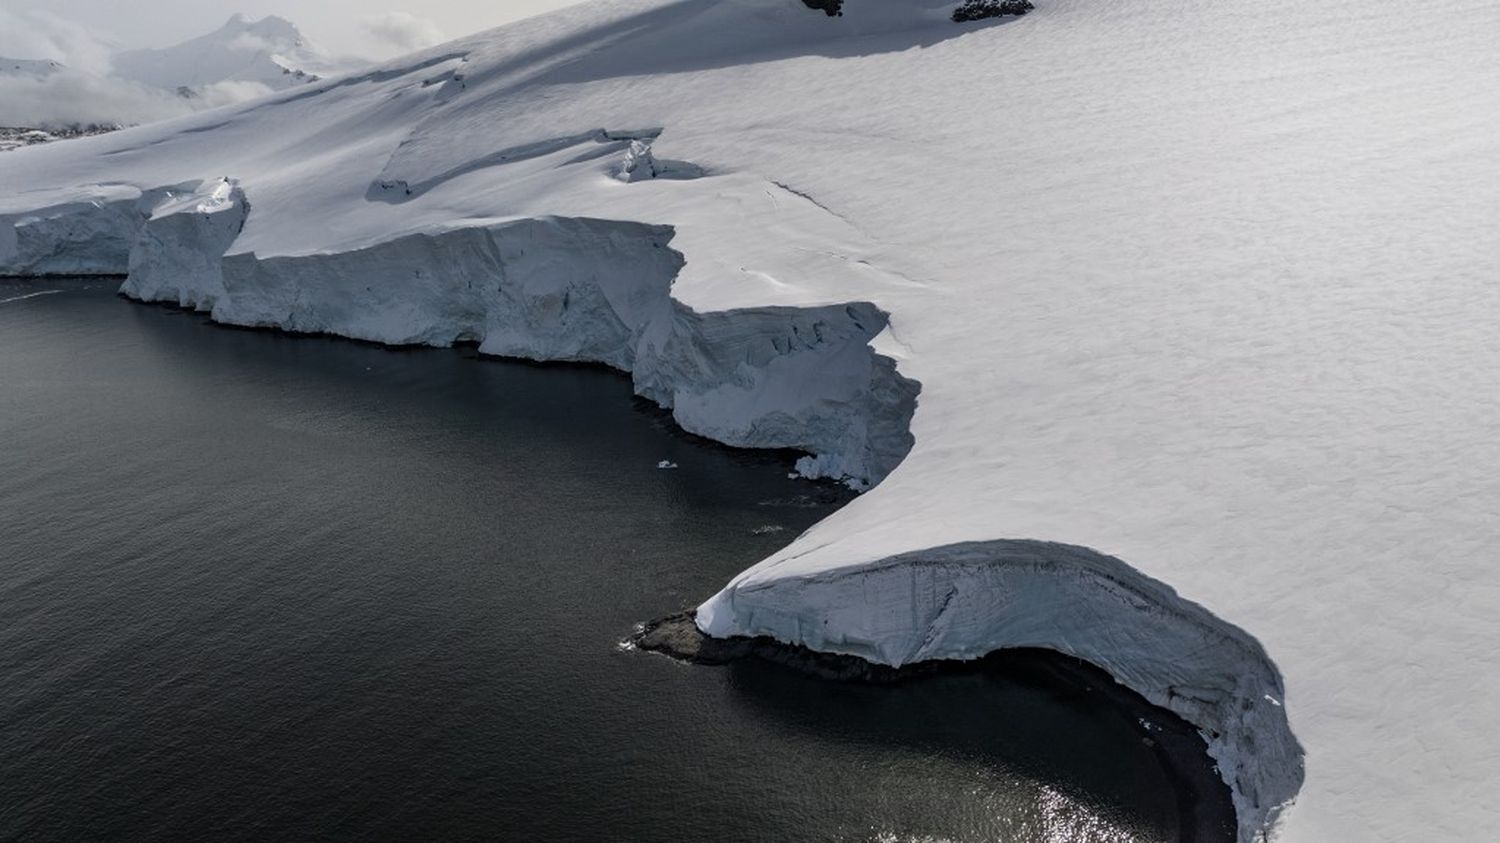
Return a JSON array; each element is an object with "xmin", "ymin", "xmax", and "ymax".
[
  {"xmin": 0, "ymin": 124, "xmax": 120, "ymax": 153},
  {"xmin": 799, "ymin": 0, "xmax": 1034, "ymax": 22},
  {"xmin": 636, "ymin": 611, "xmax": 1073, "ymax": 684},
  {"xmin": 801, "ymin": 0, "xmax": 845, "ymax": 17},
  {"xmin": 952, "ymin": 0, "xmax": 1035, "ymax": 22},
  {"xmin": 634, "ymin": 611, "xmax": 914, "ymax": 680}
]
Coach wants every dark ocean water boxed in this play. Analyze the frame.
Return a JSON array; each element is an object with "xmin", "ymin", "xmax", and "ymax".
[{"xmin": 0, "ymin": 278, "xmax": 1232, "ymax": 842}]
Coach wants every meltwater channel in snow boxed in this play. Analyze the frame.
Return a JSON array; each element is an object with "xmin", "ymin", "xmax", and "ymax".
[
  {"xmin": 2, "ymin": 0, "xmax": 1498, "ymax": 840},
  {"xmin": 0, "ymin": 280, "xmax": 1231, "ymax": 842}
]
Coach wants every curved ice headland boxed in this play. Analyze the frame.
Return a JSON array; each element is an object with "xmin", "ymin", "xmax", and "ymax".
[{"xmin": 699, "ymin": 539, "xmax": 1304, "ymax": 842}]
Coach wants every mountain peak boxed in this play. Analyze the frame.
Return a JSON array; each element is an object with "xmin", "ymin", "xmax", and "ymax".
[
  {"xmin": 221, "ymin": 13, "xmax": 301, "ymax": 40},
  {"xmin": 112, "ymin": 13, "xmax": 339, "ymax": 93}
]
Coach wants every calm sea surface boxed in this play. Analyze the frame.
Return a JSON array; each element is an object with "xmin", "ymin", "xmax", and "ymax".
[{"xmin": 0, "ymin": 278, "xmax": 1232, "ymax": 842}]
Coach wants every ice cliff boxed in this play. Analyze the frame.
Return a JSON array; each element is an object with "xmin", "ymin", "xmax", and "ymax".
[{"xmin": 4, "ymin": 0, "xmax": 1499, "ymax": 840}]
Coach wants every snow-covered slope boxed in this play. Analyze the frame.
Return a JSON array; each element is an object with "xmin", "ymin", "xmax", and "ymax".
[
  {"xmin": 111, "ymin": 14, "xmax": 352, "ymax": 94},
  {"xmin": 2, "ymin": 0, "xmax": 1498, "ymax": 839}
]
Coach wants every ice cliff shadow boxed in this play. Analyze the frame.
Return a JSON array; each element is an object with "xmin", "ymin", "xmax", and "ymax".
[
  {"xmin": 116, "ymin": 297, "xmax": 853, "ymax": 500},
  {"xmin": 716, "ymin": 648, "xmax": 1238, "ymax": 842}
]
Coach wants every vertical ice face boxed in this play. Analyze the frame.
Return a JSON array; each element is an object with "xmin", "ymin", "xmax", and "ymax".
[
  {"xmin": 122, "ymin": 179, "xmax": 250, "ymax": 311},
  {"xmin": 118, "ymin": 206, "xmax": 917, "ymax": 490},
  {"xmin": 0, "ymin": 185, "xmax": 191, "ymax": 277}
]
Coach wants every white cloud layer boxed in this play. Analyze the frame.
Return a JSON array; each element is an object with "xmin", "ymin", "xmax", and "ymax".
[
  {"xmin": 0, "ymin": 73, "xmax": 279, "ymax": 130},
  {"xmin": 0, "ymin": 1, "xmax": 583, "ymax": 129},
  {"xmin": 361, "ymin": 12, "xmax": 445, "ymax": 53},
  {"xmin": 0, "ymin": 74, "xmax": 189, "ymax": 128},
  {"xmin": 0, "ymin": 1, "xmax": 583, "ymax": 59},
  {"xmin": 0, "ymin": 5, "xmax": 286, "ymax": 128},
  {"xmin": 0, "ymin": 7, "xmax": 118, "ymax": 74}
]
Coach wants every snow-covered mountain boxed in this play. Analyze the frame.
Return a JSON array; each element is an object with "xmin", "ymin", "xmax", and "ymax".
[
  {"xmin": 0, "ymin": 15, "xmax": 364, "ymax": 131},
  {"xmin": 2, "ymin": 1, "xmax": 1498, "ymax": 840},
  {"xmin": 111, "ymin": 14, "xmax": 353, "ymax": 95}
]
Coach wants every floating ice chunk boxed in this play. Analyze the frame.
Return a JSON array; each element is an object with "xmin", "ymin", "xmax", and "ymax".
[{"xmin": 0, "ymin": 289, "xmax": 63, "ymax": 306}]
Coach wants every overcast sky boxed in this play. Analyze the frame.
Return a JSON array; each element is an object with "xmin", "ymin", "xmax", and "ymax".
[{"xmin": 0, "ymin": 0, "xmax": 585, "ymax": 62}]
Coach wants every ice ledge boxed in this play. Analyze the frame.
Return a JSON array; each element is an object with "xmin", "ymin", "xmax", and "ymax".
[
  {"xmin": 697, "ymin": 539, "xmax": 1305, "ymax": 843},
  {"xmin": 206, "ymin": 216, "xmax": 919, "ymax": 489},
  {"xmin": 0, "ymin": 184, "xmax": 917, "ymax": 489}
]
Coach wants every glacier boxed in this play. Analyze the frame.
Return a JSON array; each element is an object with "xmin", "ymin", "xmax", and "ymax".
[{"xmin": 3, "ymin": 0, "xmax": 1498, "ymax": 840}]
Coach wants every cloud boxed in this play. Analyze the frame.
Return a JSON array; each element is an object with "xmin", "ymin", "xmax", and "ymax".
[
  {"xmin": 195, "ymin": 80, "xmax": 275, "ymax": 106},
  {"xmin": 0, "ymin": 71, "xmax": 274, "ymax": 130},
  {"xmin": 0, "ymin": 73, "xmax": 190, "ymax": 129},
  {"xmin": 361, "ymin": 12, "xmax": 446, "ymax": 53},
  {"xmin": 0, "ymin": 7, "xmax": 283, "ymax": 130},
  {"xmin": 0, "ymin": 8, "xmax": 118, "ymax": 75}
]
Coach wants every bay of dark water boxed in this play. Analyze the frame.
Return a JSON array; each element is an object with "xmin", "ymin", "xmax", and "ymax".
[{"xmin": 0, "ymin": 278, "xmax": 1232, "ymax": 842}]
